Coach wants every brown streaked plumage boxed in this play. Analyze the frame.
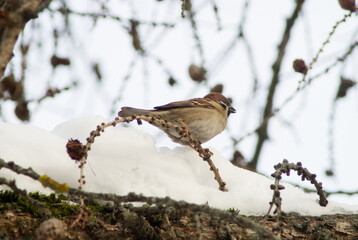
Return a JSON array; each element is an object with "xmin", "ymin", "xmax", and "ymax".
[{"xmin": 118, "ymin": 92, "xmax": 236, "ymax": 146}]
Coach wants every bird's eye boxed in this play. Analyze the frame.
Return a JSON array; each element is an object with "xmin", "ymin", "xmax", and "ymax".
[{"xmin": 219, "ymin": 101, "xmax": 227, "ymax": 110}]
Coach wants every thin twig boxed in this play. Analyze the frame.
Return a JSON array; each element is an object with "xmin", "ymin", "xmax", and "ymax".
[
  {"xmin": 298, "ymin": 11, "xmax": 355, "ymax": 88},
  {"xmin": 267, "ymin": 159, "xmax": 328, "ymax": 237},
  {"xmin": 72, "ymin": 114, "xmax": 228, "ymax": 200},
  {"xmin": 50, "ymin": 8, "xmax": 175, "ymax": 28},
  {"xmin": 186, "ymin": 0, "xmax": 207, "ymax": 71}
]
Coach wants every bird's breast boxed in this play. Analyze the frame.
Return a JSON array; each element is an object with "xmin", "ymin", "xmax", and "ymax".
[{"xmin": 172, "ymin": 108, "xmax": 227, "ymax": 143}]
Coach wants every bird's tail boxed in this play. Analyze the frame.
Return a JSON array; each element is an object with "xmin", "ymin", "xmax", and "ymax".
[{"xmin": 118, "ymin": 107, "xmax": 153, "ymax": 117}]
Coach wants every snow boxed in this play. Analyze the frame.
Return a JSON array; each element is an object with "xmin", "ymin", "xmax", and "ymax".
[{"xmin": 0, "ymin": 116, "xmax": 357, "ymax": 216}]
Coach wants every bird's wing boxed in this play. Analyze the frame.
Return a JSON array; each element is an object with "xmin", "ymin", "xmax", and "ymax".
[{"xmin": 154, "ymin": 98, "xmax": 214, "ymax": 110}]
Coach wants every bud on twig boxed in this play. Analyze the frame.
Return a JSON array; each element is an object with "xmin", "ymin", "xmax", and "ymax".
[
  {"xmin": 293, "ymin": 59, "xmax": 308, "ymax": 74},
  {"xmin": 336, "ymin": 77, "xmax": 356, "ymax": 99},
  {"xmin": 188, "ymin": 64, "xmax": 206, "ymax": 82},
  {"xmin": 338, "ymin": 0, "xmax": 356, "ymax": 11},
  {"xmin": 66, "ymin": 139, "xmax": 85, "ymax": 161}
]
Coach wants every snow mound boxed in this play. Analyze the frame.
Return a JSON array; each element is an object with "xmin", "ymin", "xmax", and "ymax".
[{"xmin": 0, "ymin": 116, "xmax": 357, "ymax": 216}]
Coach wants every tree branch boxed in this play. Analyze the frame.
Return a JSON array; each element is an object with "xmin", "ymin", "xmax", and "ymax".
[
  {"xmin": 249, "ymin": 0, "xmax": 305, "ymax": 170},
  {"xmin": 0, "ymin": 0, "xmax": 46, "ymax": 79}
]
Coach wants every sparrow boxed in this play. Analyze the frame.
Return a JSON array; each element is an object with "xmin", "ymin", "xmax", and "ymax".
[{"xmin": 118, "ymin": 92, "xmax": 236, "ymax": 146}]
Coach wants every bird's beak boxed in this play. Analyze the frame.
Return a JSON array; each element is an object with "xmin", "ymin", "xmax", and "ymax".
[{"xmin": 227, "ymin": 106, "xmax": 236, "ymax": 117}]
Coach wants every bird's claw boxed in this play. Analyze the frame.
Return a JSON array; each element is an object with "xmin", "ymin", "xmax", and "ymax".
[{"xmin": 205, "ymin": 148, "xmax": 213, "ymax": 156}]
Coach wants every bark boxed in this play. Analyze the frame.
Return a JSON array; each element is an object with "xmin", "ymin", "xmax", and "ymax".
[
  {"xmin": 1, "ymin": 202, "xmax": 357, "ymax": 239},
  {"xmin": 0, "ymin": 0, "xmax": 46, "ymax": 79}
]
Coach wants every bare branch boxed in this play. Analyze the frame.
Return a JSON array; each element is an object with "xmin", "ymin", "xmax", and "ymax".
[
  {"xmin": 0, "ymin": 0, "xmax": 46, "ymax": 79},
  {"xmin": 249, "ymin": 0, "xmax": 305, "ymax": 170}
]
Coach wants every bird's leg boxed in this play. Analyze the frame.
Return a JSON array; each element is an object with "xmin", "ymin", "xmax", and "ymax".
[
  {"xmin": 177, "ymin": 119, "xmax": 190, "ymax": 137},
  {"xmin": 204, "ymin": 148, "xmax": 213, "ymax": 156},
  {"xmin": 177, "ymin": 120, "xmax": 213, "ymax": 155}
]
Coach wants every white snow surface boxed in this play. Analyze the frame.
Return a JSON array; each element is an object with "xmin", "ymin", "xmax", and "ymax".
[{"xmin": 0, "ymin": 116, "xmax": 357, "ymax": 216}]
